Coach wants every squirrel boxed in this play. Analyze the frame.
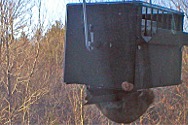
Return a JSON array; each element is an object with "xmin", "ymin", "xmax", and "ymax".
[{"xmin": 87, "ymin": 82, "xmax": 155, "ymax": 124}]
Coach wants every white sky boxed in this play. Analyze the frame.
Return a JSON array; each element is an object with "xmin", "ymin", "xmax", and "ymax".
[
  {"xmin": 31, "ymin": 0, "xmax": 67, "ymax": 27},
  {"xmin": 44, "ymin": 0, "xmax": 67, "ymax": 24}
]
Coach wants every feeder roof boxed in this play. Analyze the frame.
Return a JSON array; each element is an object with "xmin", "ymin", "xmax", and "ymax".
[{"xmin": 67, "ymin": 1, "xmax": 184, "ymax": 15}]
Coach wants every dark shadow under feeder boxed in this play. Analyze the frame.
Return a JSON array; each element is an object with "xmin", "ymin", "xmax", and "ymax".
[{"xmin": 64, "ymin": 1, "xmax": 188, "ymax": 123}]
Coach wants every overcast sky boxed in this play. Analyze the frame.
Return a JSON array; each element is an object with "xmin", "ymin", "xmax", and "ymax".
[
  {"xmin": 31, "ymin": 0, "xmax": 67, "ymax": 28},
  {"xmin": 44, "ymin": 0, "xmax": 67, "ymax": 24}
]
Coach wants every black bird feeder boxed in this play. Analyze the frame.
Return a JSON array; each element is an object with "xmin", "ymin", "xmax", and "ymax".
[{"xmin": 64, "ymin": 1, "xmax": 188, "ymax": 104}]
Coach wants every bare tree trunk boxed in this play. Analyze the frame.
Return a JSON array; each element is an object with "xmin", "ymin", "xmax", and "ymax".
[
  {"xmin": 0, "ymin": 1, "xmax": 3, "ymax": 60},
  {"xmin": 5, "ymin": 2, "xmax": 12, "ymax": 124}
]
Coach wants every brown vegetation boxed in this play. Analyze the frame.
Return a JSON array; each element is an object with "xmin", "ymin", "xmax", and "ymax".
[
  {"xmin": 0, "ymin": 0, "xmax": 187, "ymax": 125},
  {"xmin": 0, "ymin": 20, "xmax": 187, "ymax": 125}
]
